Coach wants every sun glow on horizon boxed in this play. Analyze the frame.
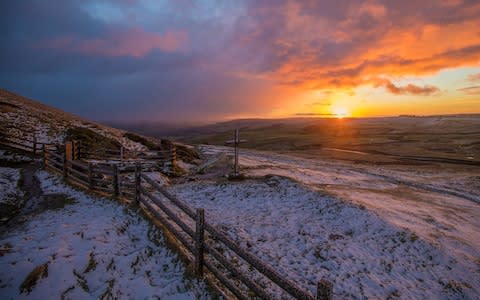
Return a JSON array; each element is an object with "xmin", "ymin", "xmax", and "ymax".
[{"xmin": 332, "ymin": 107, "xmax": 350, "ymax": 119}]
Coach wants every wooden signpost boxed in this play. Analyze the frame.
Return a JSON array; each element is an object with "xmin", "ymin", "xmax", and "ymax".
[{"xmin": 225, "ymin": 129, "xmax": 246, "ymax": 177}]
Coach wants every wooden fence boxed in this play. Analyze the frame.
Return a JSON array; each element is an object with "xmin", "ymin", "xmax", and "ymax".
[
  {"xmin": 0, "ymin": 135, "xmax": 50, "ymax": 155},
  {"xmin": 78, "ymin": 142, "xmax": 176, "ymax": 168},
  {"xmin": 1, "ymin": 137, "xmax": 332, "ymax": 300},
  {"xmin": 43, "ymin": 145, "xmax": 136, "ymax": 199},
  {"xmin": 137, "ymin": 172, "xmax": 332, "ymax": 299}
]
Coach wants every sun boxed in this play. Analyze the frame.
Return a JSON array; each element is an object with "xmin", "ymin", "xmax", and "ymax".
[{"xmin": 332, "ymin": 107, "xmax": 349, "ymax": 119}]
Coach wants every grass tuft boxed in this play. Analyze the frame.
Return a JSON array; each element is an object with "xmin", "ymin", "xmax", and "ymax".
[{"xmin": 19, "ymin": 262, "xmax": 49, "ymax": 294}]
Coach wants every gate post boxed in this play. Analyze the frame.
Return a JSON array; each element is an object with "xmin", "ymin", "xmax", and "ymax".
[
  {"xmin": 135, "ymin": 164, "xmax": 141, "ymax": 204},
  {"xmin": 316, "ymin": 279, "xmax": 333, "ymax": 300},
  {"xmin": 195, "ymin": 208, "xmax": 205, "ymax": 276}
]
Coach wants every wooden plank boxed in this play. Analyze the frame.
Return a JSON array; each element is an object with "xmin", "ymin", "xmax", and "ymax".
[
  {"xmin": 45, "ymin": 157, "xmax": 63, "ymax": 169},
  {"xmin": 42, "ymin": 144, "xmax": 46, "ymax": 167},
  {"xmin": 121, "ymin": 182, "xmax": 136, "ymax": 189},
  {"xmin": 120, "ymin": 191, "xmax": 135, "ymax": 199},
  {"xmin": 203, "ymin": 242, "xmax": 272, "ymax": 299},
  {"xmin": 138, "ymin": 195, "xmax": 195, "ymax": 253},
  {"xmin": 105, "ymin": 149, "xmax": 121, "ymax": 154},
  {"xmin": 88, "ymin": 163, "xmax": 93, "ymax": 190},
  {"xmin": 140, "ymin": 187, "xmax": 195, "ymax": 238},
  {"xmin": 68, "ymin": 173, "xmax": 89, "ymax": 188},
  {"xmin": 45, "ymin": 157, "xmax": 61, "ymax": 168},
  {"xmin": 317, "ymin": 280, "xmax": 333, "ymax": 300},
  {"xmin": 1, "ymin": 141, "xmax": 32, "ymax": 152},
  {"xmin": 113, "ymin": 165, "xmax": 119, "ymax": 196},
  {"xmin": 195, "ymin": 208, "xmax": 205, "ymax": 276},
  {"xmin": 46, "ymin": 150, "xmax": 63, "ymax": 160},
  {"xmin": 203, "ymin": 258, "xmax": 248, "ymax": 300},
  {"xmin": 94, "ymin": 185, "xmax": 113, "ymax": 193},
  {"xmin": 4, "ymin": 138, "xmax": 33, "ymax": 148},
  {"xmin": 67, "ymin": 166, "xmax": 89, "ymax": 181},
  {"xmin": 135, "ymin": 164, "xmax": 141, "ymax": 204},
  {"xmin": 32, "ymin": 137, "xmax": 37, "ymax": 154},
  {"xmin": 92, "ymin": 178, "xmax": 112, "ymax": 186},
  {"xmin": 93, "ymin": 167, "xmax": 114, "ymax": 175},
  {"xmin": 204, "ymin": 222, "xmax": 315, "ymax": 300},
  {"xmin": 141, "ymin": 174, "xmax": 196, "ymax": 219},
  {"xmin": 46, "ymin": 163, "xmax": 63, "ymax": 175},
  {"xmin": 140, "ymin": 156, "xmax": 170, "ymax": 160},
  {"xmin": 69, "ymin": 159, "xmax": 88, "ymax": 170}
]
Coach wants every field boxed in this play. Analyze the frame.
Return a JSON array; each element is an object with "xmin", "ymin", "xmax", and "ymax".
[
  {"xmin": 157, "ymin": 115, "xmax": 480, "ymax": 298},
  {"xmin": 171, "ymin": 115, "xmax": 480, "ymax": 166}
]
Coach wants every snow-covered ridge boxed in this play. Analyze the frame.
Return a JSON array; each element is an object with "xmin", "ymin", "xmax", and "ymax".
[{"xmin": 1, "ymin": 89, "xmax": 154, "ymax": 152}]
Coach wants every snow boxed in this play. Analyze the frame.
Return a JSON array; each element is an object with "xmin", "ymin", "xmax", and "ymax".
[
  {"xmin": 0, "ymin": 170, "xmax": 210, "ymax": 299},
  {"xmin": 0, "ymin": 91, "xmax": 151, "ymax": 152},
  {"xmin": 198, "ymin": 146, "xmax": 480, "ymax": 261},
  {"xmin": 156, "ymin": 144, "xmax": 480, "ymax": 298},
  {"xmin": 0, "ymin": 150, "xmax": 33, "ymax": 164},
  {"xmin": 0, "ymin": 167, "xmax": 23, "ymax": 206},
  {"xmin": 171, "ymin": 176, "xmax": 479, "ymax": 299}
]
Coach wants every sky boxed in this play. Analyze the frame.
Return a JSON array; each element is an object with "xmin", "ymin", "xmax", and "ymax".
[{"xmin": 1, "ymin": 0, "xmax": 480, "ymax": 123}]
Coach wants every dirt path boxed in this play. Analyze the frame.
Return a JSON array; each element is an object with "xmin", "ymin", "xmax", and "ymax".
[
  {"xmin": 20, "ymin": 163, "xmax": 43, "ymax": 205},
  {"xmin": 0, "ymin": 162, "xmax": 43, "ymax": 234}
]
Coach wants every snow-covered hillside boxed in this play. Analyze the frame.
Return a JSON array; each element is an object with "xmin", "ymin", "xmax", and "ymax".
[
  {"xmin": 0, "ymin": 169, "xmax": 210, "ymax": 299},
  {"xmin": 158, "ymin": 145, "xmax": 479, "ymax": 298},
  {"xmin": 0, "ymin": 89, "xmax": 154, "ymax": 152},
  {"xmin": 2, "ymin": 88, "xmax": 478, "ymax": 299}
]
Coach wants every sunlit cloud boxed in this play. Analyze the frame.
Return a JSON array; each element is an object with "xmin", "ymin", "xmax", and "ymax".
[
  {"xmin": 468, "ymin": 73, "xmax": 480, "ymax": 82},
  {"xmin": 375, "ymin": 79, "xmax": 440, "ymax": 96},
  {"xmin": 458, "ymin": 86, "xmax": 480, "ymax": 95},
  {"xmin": 1, "ymin": 0, "xmax": 479, "ymax": 121}
]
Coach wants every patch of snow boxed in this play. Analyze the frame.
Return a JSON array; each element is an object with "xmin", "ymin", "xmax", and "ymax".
[
  {"xmin": 0, "ymin": 171, "xmax": 210, "ymax": 299},
  {"xmin": 0, "ymin": 150, "xmax": 33, "ymax": 163},
  {"xmin": 144, "ymin": 171, "xmax": 170, "ymax": 186},
  {"xmin": 196, "ymin": 145, "xmax": 480, "ymax": 274},
  {"xmin": 171, "ymin": 176, "xmax": 479, "ymax": 299}
]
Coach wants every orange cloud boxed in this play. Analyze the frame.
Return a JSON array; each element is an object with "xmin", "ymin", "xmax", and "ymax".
[
  {"xmin": 36, "ymin": 27, "xmax": 188, "ymax": 57},
  {"xmin": 468, "ymin": 73, "xmax": 480, "ymax": 82},
  {"xmin": 458, "ymin": 86, "xmax": 480, "ymax": 95},
  {"xmin": 229, "ymin": 1, "xmax": 480, "ymax": 93},
  {"xmin": 376, "ymin": 79, "xmax": 440, "ymax": 96}
]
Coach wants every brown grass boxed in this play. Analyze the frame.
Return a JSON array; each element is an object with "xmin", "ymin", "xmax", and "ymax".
[{"xmin": 19, "ymin": 263, "xmax": 49, "ymax": 294}]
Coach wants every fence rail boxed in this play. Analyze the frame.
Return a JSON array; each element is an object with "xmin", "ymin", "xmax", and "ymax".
[
  {"xmin": 1, "ymin": 136, "xmax": 332, "ymax": 299},
  {"xmin": 78, "ymin": 142, "xmax": 176, "ymax": 164},
  {"xmin": 137, "ymin": 173, "xmax": 331, "ymax": 299},
  {"xmin": 0, "ymin": 136, "xmax": 52, "ymax": 155}
]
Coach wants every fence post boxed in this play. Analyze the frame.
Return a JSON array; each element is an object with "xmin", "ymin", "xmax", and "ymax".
[
  {"xmin": 171, "ymin": 145, "xmax": 177, "ymax": 170},
  {"xmin": 32, "ymin": 136, "xmax": 37, "ymax": 155},
  {"xmin": 112, "ymin": 164, "xmax": 119, "ymax": 196},
  {"xmin": 42, "ymin": 144, "xmax": 46, "ymax": 168},
  {"xmin": 195, "ymin": 208, "xmax": 205, "ymax": 276},
  {"xmin": 135, "ymin": 164, "xmax": 141, "ymax": 204},
  {"xmin": 62, "ymin": 152, "xmax": 68, "ymax": 178},
  {"xmin": 316, "ymin": 280, "xmax": 333, "ymax": 300},
  {"xmin": 88, "ymin": 163, "xmax": 93, "ymax": 190}
]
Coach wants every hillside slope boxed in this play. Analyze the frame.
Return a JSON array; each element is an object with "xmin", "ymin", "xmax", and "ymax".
[{"xmin": 0, "ymin": 89, "xmax": 191, "ymax": 157}]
